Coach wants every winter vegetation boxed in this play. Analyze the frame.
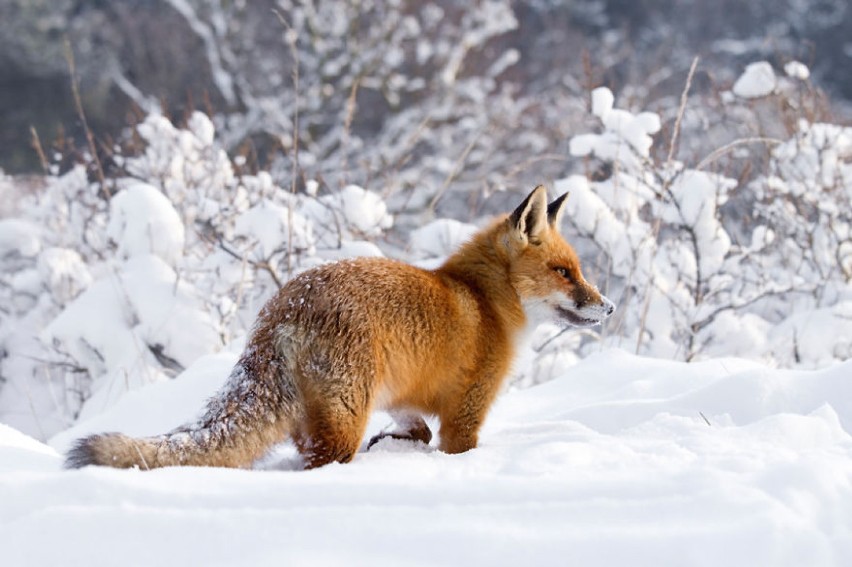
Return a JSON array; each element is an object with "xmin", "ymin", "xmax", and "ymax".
[{"xmin": 1, "ymin": 2, "xmax": 851, "ymax": 565}]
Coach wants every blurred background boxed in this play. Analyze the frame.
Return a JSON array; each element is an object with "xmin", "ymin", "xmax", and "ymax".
[{"xmin": 2, "ymin": 0, "xmax": 850, "ymax": 190}]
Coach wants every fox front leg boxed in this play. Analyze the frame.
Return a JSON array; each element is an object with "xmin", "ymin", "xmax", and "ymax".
[
  {"xmin": 367, "ymin": 410, "xmax": 433, "ymax": 449},
  {"xmin": 437, "ymin": 380, "xmax": 497, "ymax": 454}
]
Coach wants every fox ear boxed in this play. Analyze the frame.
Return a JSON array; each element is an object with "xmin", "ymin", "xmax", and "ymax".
[
  {"xmin": 547, "ymin": 192, "xmax": 569, "ymax": 229},
  {"xmin": 510, "ymin": 185, "xmax": 548, "ymax": 243}
]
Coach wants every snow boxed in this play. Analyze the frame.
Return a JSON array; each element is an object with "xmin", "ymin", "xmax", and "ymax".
[
  {"xmin": 591, "ymin": 86, "xmax": 614, "ymax": 118},
  {"xmin": 36, "ymin": 247, "xmax": 92, "ymax": 305},
  {"xmin": 768, "ymin": 302, "xmax": 852, "ymax": 368},
  {"xmin": 233, "ymin": 200, "xmax": 316, "ymax": 258},
  {"xmin": 409, "ymin": 218, "xmax": 478, "ymax": 259},
  {"xmin": 107, "ymin": 182, "xmax": 185, "ymax": 266},
  {"xmin": 733, "ymin": 61, "xmax": 777, "ymax": 99},
  {"xmin": 297, "ymin": 185, "xmax": 394, "ymax": 249},
  {"xmin": 784, "ymin": 60, "xmax": 810, "ymax": 80},
  {"xmin": 321, "ymin": 184, "xmax": 393, "ymax": 238},
  {"xmin": 570, "ymin": 87, "xmax": 661, "ymax": 167},
  {"xmin": 41, "ymin": 254, "xmax": 221, "ymax": 422},
  {"xmin": 0, "ymin": 218, "xmax": 41, "ymax": 257},
  {"xmin": 1, "ymin": 349, "xmax": 851, "ymax": 566}
]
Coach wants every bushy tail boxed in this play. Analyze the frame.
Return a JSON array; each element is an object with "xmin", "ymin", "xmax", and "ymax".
[{"xmin": 66, "ymin": 350, "xmax": 296, "ymax": 470}]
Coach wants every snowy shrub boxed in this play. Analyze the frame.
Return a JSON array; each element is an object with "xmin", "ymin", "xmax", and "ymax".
[
  {"xmin": 549, "ymin": 64, "xmax": 851, "ymax": 367},
  {"xmin": 106, "ymin": 182, "xmax": 186, "ymax": 266},
  {"xmin": 166, "ymin": 0, "xmax": 581, "ymax": 224},
  {"xmin": 0, "ymin": 113, "xmax": 396, "ymax": 438},
  {"xmin": 560, "ymin": 85, "xmax": 758, "ymax": 361},
  {"xmin": 748, "ymin": 120, "xmax": 852, "ymax": 366}
]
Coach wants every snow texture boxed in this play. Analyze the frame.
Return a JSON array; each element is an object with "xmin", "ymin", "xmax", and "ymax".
[
  {"xmin": 2, "ymin": 349, "xmax": 851, "ymax": 567},
  {"xmin": 784, "ymin": 60, "xmax": 810, "ymax": 80},
  {"xmin": 107, "ymin": 182, "xmax": 185, "ymax": 266},
  {"xmin": 409, "ymin": 218, "xmax": 478, "ymax": 260},
  {"xmin": 570, "ymin": 87, "xmax": 661, "ymax": 169},
  {"xmin": 733, "ymin": 61, "xmax": 777, "ymax": 98},
  {"xmin": 233, "ymin": 200, "xmax": 315, "ymax": 258},
  {"xmin": 0, "ymin": 218, "xmax": 41, "ymax": 258}
]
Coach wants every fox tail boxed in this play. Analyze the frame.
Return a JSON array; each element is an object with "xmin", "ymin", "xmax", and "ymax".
[{"xmin": 65, "ymin": 348, "xmax": 295, "ymax": 470}]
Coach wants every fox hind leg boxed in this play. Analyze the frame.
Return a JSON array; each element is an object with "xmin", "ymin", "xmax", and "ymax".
[
  {"xmin": 367, "ymin": 410, "xmax": 432, "ymax": 450},
  {"xmin": 295, "ymin": 385, "xmax": 372, "ymax": 469}
]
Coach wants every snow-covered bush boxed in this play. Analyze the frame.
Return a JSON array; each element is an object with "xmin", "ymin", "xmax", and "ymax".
[
  {"xmin": 158, "ymin": 0, "xmax": 583, "ymax": 224},
  {"xmin": 0, "ymin": 113, "xmax": 396, "ymax": 439},
  {"xmin": 541, "ymin": 61, "xmax": 851, "ymax": 369},
  {"xmin": 748, "ymin": 120, "xmax": 852, "ymax": 366},
  {"xmin": 559, "ymin": 86, "xmax": 759, "ymax": 361}
]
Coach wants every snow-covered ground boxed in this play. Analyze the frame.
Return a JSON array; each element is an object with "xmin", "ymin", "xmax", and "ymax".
[{"xmin": 2, "ymin": 349, "xmax": 850, "ymax": 566}]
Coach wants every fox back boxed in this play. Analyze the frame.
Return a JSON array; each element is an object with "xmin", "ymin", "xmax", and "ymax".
[{"xmin": 66, "ymin": 185, "xmax": 614, "ymax": 470}]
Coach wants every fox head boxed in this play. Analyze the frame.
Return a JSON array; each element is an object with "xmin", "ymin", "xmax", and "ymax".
[{"xmin": 503, "ymin": 185, "xmax": 615, "ymax": 329}]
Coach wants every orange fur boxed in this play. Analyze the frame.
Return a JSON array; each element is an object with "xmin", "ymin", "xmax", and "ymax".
[{"xmin": 66, "ymin": 186, "xmax": 614, "ymax": 470}]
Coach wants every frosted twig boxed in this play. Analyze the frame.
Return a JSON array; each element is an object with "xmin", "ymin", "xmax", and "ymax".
[
  {"xmin": 635, "ymin": 223, "xmax": 663, "ymax": 355},
  {"xmin": 428, "ymin": 129, "xmax": 485, "ymax": 212},
  {"xmin": 209, "ymin": 232, "xmax": 285, "ymax": 289},
  {"xmin": 692, "ymin": 285, "xmax": 802, "ymax": 334},
  {"xmin": 694, "ymin": 137, "xmax": 782, "ymax": 172},
  {"xmin": 503, "ymin": 154, "xmax": 568, "ymax": 181},
  {"xmin": 339, "ymin": 78, "xmax": 361, "ymax": 189},
  {"xmin": 666, "ymin": 56, "xmax": 699, "ymax": 168},
  {"xmin": 21, "ymin": 354, "xmax": 86, "ymax": 372},
  {"xmin": 22, "ymin": 380, "xmax": 47, "ymax": 441}
]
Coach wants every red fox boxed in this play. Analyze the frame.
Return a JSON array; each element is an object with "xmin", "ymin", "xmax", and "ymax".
[{"xmin": 66, "ymin": 186, "xmax": 614, "ymax": 470}]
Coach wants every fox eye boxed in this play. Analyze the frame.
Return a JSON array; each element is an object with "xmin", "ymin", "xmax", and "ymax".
[{"xmin": 554, "ymin": 267, "xmax": 571, "ymax": 280}]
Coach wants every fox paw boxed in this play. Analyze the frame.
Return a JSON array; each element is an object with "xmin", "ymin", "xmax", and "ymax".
[{"xmin": 367, "ymin": 426, "xmax": 432, "ymax": 450}]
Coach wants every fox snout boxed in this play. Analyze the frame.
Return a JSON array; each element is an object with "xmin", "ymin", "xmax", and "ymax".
[
  {"xmin": 556, "ymin": 292, "xmax": 615, "ymax": 328},
  {"xmin": 602, "ymin": 295, "xmax": 615, "ymax": 317}
]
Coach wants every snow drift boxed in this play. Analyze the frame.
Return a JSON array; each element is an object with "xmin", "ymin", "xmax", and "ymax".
[{"xmin": 2, "ymin": 350, "xmax": 851, "ymax": 566}]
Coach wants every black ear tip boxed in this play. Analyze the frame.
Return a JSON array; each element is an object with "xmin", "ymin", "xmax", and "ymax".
[
  {"xmin": 511, "ymin": 186, "xmax": 544, "ymax": 224},
  {"xmin": 547, "ymin": 191, "xmax": 570, "ymax": 225},
  {"xmin": 550, "ymin": 191, "xmax": 569, "ymax": 205}
]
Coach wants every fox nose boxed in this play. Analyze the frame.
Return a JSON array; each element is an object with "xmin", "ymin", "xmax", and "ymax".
[{"xmin": 602, "ymin": 296, "xmax": 615, "ymax": 317}]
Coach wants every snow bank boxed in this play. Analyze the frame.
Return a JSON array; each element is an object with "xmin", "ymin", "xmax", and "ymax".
[{"xmin": 2, "ymin": 350, "xmax": 850, "ymax": 566}]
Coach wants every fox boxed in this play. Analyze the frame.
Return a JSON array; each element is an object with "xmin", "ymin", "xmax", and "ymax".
[{"xmin": 66, "ymin": 185, "xmax": 614, "ymax": 470}]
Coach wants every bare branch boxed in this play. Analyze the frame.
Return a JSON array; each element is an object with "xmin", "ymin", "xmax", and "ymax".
[
  {"xmin": 64, "ymin": 38, "xmax": 109, "ymax": 197},
  {"xmin": 666, "ymin": 56, "xmax": 699, "ymax": 167},
  {"xmin": 694, "ymin": 137, "xmax": 782, "ymax": 172}
]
